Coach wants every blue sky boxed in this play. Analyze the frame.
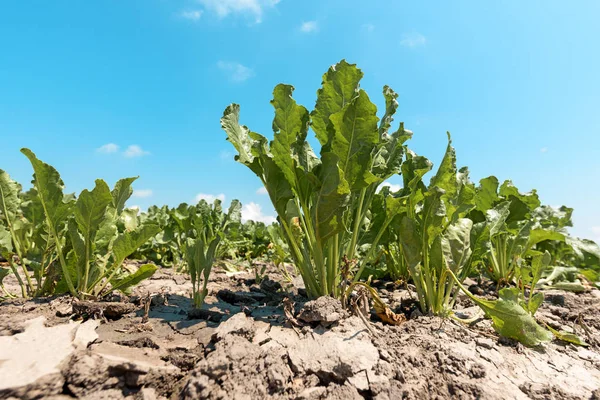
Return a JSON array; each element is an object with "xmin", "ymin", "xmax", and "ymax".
[{"xmin": 1, "ymin": 1, "xmax": 599, "ymax": 242}]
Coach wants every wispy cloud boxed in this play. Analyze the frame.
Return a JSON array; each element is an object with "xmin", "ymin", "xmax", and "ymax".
[
  {"xmin": 124, "ymin": 145, "xmax": 150, "ymax": 158},
  {"xmin": 300, "ymin": 21, "xmax": 318, "ymax": 33},
  {"xmin": 540, "ymin": 147, "xmax": 548, "ymax": 153},
  {"xmin": 256, "ymin": 187, "xmax": 268, "ymax": 195},
  {"xmin": 400, "ymin": 32, "xmax": 427, "ymax": 48},
  {"xmin": 195, "ymin": 193, "xmax": 226, "ymax": 203},
  {"xmin": 97, "ymin": 143, "xmax": 119, "ymax": 154},
  {"xmin": 242, "ymin": 202, "xmax": 276, "ymax": 224},
  {"xmin": 132, "ymin": 189, "xmax": 153, "ymax": 198},
  {"xmin": 217, "ymin": 61, "xmax": 254, "ymax": 83},
  {"xmin": 179, "ymin": 10, "xmax": 203, "ymax": 21},
  {"xmin": 197, "ymin": 0, "xmax": 280, "ymax": 23}
]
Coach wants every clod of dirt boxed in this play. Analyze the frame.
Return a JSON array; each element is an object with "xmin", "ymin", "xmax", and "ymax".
[
  {"xmin": 259, "ymin": 277, "xmax": 282, "ymax": 294},
  {"xmin": 73, "ymin": 301, "xmax": 137, "ymax": 320},
  {"xmin": 187, "ymin": 308, "xmax": 224, "ymax": 322},
  {"xmin": 117, "ymin": 337, "xmax": 160, "ymax": 349},
  {"xmin": 297, "ymin": 296, "xmax": 348, "ymax": 326},
  {"xmin": 217, "ymin": 289, "xmax": 256, "ymax": 305},
  {"xmin": 0, "ymin": 316, "xmax": 98, "ymax": 397}
]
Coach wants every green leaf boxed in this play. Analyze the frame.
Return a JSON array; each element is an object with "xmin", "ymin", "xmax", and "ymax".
[
  {"xmin": 449, "ymin": 270, "xmax": 552, "ymax": 347},
  {"xmin": 221, "ymin": 104, "xmax": 260, "ymax": 173},
  {"xmin": 429, "ymin": 132, "xmax": 458, "ymax": 202},
  {"xmin": 398, "ymin": 216, "xmax": 422, "ymax": 271},
  {"xmin": 475, "ymin": 176, "xmax": 500, "ymax": 212},
  {"xmin": 329, "ymin": 89, "xmax": 379, "ymax": 190},
  {"xmin": 545, "ymin": 324, "xmax": 589, "ymax": 347},
  {"xmin": 442, "ymin": 218, "xmax": 473, "ymax": 273},
  {"xmin": 378, "ymin": 85, "xmax": 399, "ymax": 136},
  {"xmin": 74, "ymin": 179, "xmax": 113, "ymax": 243},
  {"xmin": 499, "ymin": 181, "xmax": 541, "ymax": 211},
  {"xmin": 0, "ymin": 266, "xmax": 10, "ymax": 285},
  {"xmin": 528, "ymin": 292, "xmax": 544, "ymax": 315},
  {"xmin": 311, "ymin": 60, "xmax": 363, "ymax": 146},
  {"xmin": 486, "ymin": 201, "xmax": 511, "ymax": 237},
  {"xmin": 112, "ymin": 223, "xmax": 161, "ymax": 267},
  {"xmin": 271, "ymin": 84, "xmax": 310, "ymax": 191},
  {"xmin": 0, "ymin": 169, "xmax": 21, "ymax": 224},
  {"xmin": 21, "ymin": 149, "xmax": 73, "ymax": 233},
  {"xmin": 313, "ymin": 153, "xmax": 350, "ymax": 240},
  {"xmin": 111, "ymin": 177, "xmax": 138, "ymax": 215},
  {"xmin": 527, "ymin": 229, "xmax": 565, "ymax": 250},
  {"xmin": 110, "ymin": 264, "xmax": 157, "ymax": 293},
  {"xmin": 0, "ymin": 224, "xmax": 13, "ymax": 258},
  {"xmin": 121, "ymin": 208, "xmax": 139, "ymax": 232}
]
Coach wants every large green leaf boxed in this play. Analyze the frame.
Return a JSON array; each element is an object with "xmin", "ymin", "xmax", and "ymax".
[
  {"xmin": 450, "ymin": 271, "xmax": 552, "ymax": 347},
  {"xmin": 110, "ymin": 264, "xmax": 157, "ymax": 293},
  {"xmin": 221, "ymin": 104, "xmax": 259, "ymax": 172},
  {"xmin": 329, "ymin": 89, "xmax": 379, "ymax": 190},
  {"xmin": 313, "ymin": 153, "xmax": 350, "ymax": 240},
  {"xmin": 398, "ymin": 216, "xmax": 422, "ymax": 271},
  {"xmin": 475, "ymin": 176, "xmax": 500, "ymax": 212},
  {"xmin": 21, "ymin": 149, "xmax": 73, "ymax": 233},
  {"xmin": 271, "ymin": 84, "xmax": 310, "ymax": 190},
  {"xmin": 0, "ymin": 169, "xmax": 21, "ymax": 225},
  {"xmin": 111, "ymin": 177, "xmax": 138, "ymax": 215},
  {"xmin": 486, "ymin": 201, "xmax": 511, "ymax": 237},
  {"xmin": 311, "ymin": 60, "xmax": 363, "ymax": 146},
  {"xmin": 74, "ymin": 179, "xmax": 113, "ymax": 244},
  {"xmin": 112, "ymin": 223, "xmax": 161, "ymax": 267},
  {"xmin": 442, "ymin": 218, "xmax": 473, "ymax": 273}
]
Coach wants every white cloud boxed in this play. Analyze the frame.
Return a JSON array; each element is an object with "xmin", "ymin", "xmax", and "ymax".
[
  {"xmin": 132, "ymin": 189, "xmax": 153, "ymax": 198},
  {"xmin": 217, "ymin": 61, "xmax": 254, "ymax": 83},
  {"xmin": 242, "ymin": 202, "xmax": 276, "ymax": 224},
  {"xmin": 256, "ymin": 187, "xmax": 268, "ymax": 195},
  {"xmin": 197, "ymin": 0, "xmax": 280, "ymax": 23},
  {"xmin": 124, "ymin": 145, "xmax": 150, "ymax": 158},
  {"xmin": 540, "ymin": 147, "xmax": 548, "ymax": 153},
  {"xmin": 379, "ymin": 181, "xmax": 402, "ymax": 193},
  {"xmin": 180, "ymin": 10, "xmax": 203, "ymax": 21},
  {"xmin": 195, "ymin": 193, "xmax": 226, "ymax": 203},
  {"xmin": 300, "ymin": 21, "xmax": 318, "ymax": 33},
  {"xmin": 362, "ymin": 23, "xmax": 375, "ymax": 32},
  {"xmin": 400, "ymin": 32, "xmax": 427, "ymax": 48},
  {"xmin": 97, "ymin": 143, "xmax": 119, "ymax": 154},
  {"xmin": 128, "ymin": 205, "xmax": 140, "ymax": 211}
]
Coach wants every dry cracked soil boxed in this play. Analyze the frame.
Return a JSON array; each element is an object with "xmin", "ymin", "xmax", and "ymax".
[{"xmin": 1, "ymin": 262, "xmax": 599, "ymax": 400}]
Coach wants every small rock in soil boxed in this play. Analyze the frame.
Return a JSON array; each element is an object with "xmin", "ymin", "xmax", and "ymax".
[{"xmin": 297, "ymin": 296, "xmax": 348, "ymax": 325}]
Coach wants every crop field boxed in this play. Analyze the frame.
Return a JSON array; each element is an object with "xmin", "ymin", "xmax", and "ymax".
[{"xmin": 1, "ymin": 61, "xmax": 600, "ymax": 399}]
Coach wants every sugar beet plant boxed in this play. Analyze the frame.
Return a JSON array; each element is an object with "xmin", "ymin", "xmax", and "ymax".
[
  {"xmin": 0, "ymin": 149, "xmax": 160, "ymax": 299},
  {"xmin": 222, "ymin": 60, "xmax": 412, "ymax": 298}
]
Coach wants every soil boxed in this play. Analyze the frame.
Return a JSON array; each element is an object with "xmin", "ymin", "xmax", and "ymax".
[{"xmin": 1, "ymin": 262, "xmax": 599, "ymax": 400}]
